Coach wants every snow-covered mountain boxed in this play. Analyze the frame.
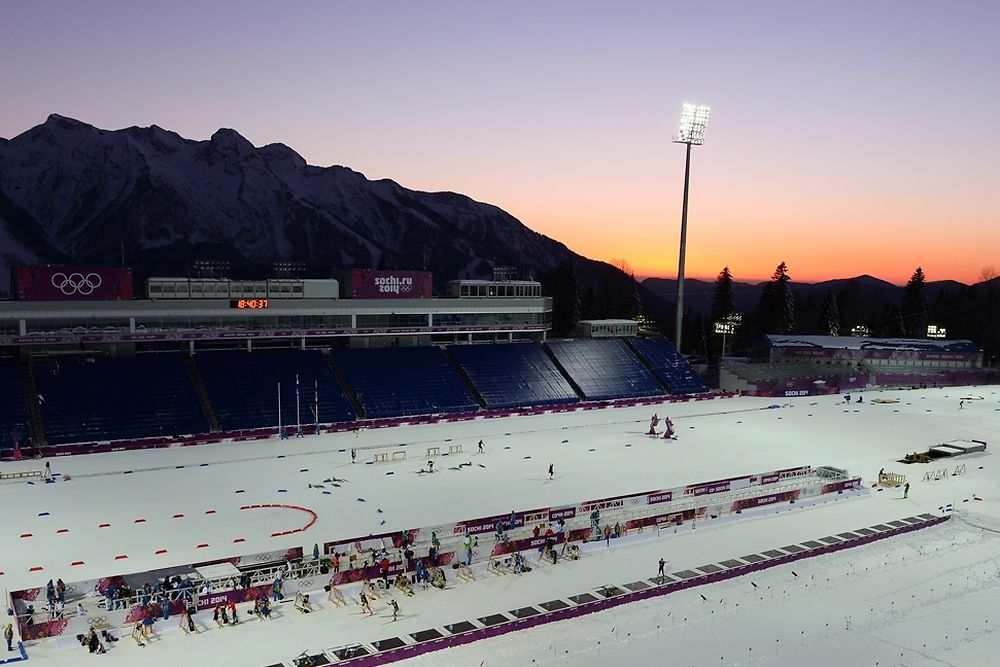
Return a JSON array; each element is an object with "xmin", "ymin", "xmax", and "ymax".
[{"xmin": 0, "ymin": 115, "xmax": 590, "ymax": 294}]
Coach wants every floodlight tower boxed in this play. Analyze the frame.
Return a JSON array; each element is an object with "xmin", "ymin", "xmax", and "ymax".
[{"xmin": 673, "ymin": 103, "xmax": 711, "ymax": 353}]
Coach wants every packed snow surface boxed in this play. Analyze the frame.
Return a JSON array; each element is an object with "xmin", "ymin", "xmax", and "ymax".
[{"xmin": 5, "ymin": 386, "xmax": 1000, "ymax": 666}]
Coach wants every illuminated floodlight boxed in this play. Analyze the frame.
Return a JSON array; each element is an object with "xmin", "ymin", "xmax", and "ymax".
[
  {"xmin": 674, "ymin": 103, "xmax": 711, "ymax": 145},
  {"xmin": 850, "ymin": 325, "xmax": 870, "ymax": 337},
  {"xmin": 927, "ymin": 325, "xmax": 947, "ymax": 339},
  {"xmin": 713, "ymin": 313, "xmax": 743, "ymax": 335},
  {"xmin": 713, "ymin": 313, "xmax": 742, "ymax": 358}
]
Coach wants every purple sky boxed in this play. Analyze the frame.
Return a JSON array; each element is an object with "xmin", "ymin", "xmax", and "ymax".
[{"xmin": 2, "ymin": 1, "xmax": 998, "ymax": 283}]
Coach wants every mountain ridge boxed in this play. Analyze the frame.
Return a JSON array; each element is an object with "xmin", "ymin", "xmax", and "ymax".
[
  {"xmin": 0, "ymin": 114, "xmax": 620, "ymax": 296},
  {"xmin": 643, "ymin": 275, "xmax": 985, "ymax": 319}
]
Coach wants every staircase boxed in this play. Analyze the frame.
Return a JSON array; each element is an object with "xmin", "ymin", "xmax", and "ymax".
[
  {"xmin": 324, "ymin": 352, "xmax": 365, "ymax": 420},
  {"xmin": 441, "ymin": 346, "xmax": 487, "ymax": 410},
  {"xmin": 541, "ymin": 343, "xmax": 586, "ymax": 401},
  {"xmin": 17, "ymin": 356, "xmax": 47, "ymax": 448},
  {"xmin": 184, "ymin": 355, "xmax": 221, "ymax": 432}
]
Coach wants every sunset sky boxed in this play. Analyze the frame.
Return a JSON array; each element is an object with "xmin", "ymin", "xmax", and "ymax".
[{"xmin": 2, "ymin": 1, "xmax": 998, "ymax": 284}]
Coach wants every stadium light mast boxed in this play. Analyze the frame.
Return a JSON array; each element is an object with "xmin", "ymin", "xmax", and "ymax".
[{"xmin": 673, "ymin": 103, "xmax": 711, "ymax": 354}]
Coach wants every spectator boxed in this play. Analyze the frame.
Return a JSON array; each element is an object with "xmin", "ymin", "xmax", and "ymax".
[
  {"xmin": 379, "ymin": 557, "xmax": 390, "ymax": 587},
  {"xmin": 272, "ymin": 574, "xmax": 283, "ymax": 601}
]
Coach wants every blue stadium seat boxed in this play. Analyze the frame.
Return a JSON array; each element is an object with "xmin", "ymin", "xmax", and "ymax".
[
  {"xmin": 545, "ymin": 339, "xmax": 665, "ymax": 401},
  {"xmin": 629, "ymin": 338, "xmax": 708, "ymax": 394},
  {"xmin": 0, "ymin": 360, "xmax": 29, "ymax": 452},
  {"xmin": 34, "ymin": 355, "xmax": 209, "ymax": 445},
  {"xmin": 447, "ymin": 342, "xmax": 579, "ymax": 409},
  {"xmin": 332, "ymin": 346, "xmax": 478, "ymax": 419},
  {"xmin": 195, "ymin": 350, "xmax": 355, "ymax": 430}
]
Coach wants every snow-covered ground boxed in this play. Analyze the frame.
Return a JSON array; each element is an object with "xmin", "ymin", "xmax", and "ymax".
[{"xmin": 5, "ymin": 386, "xmax": 1000, "ymax": 666}]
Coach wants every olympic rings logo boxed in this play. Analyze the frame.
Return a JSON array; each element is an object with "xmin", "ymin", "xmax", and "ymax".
[
  {"xmin": 51, "ymin": 272, "xmax": 102, "ymax": 295},
  {"xmin": 87, "ymin": 616, "xmax": 108, "ymax": 624},
  {"xmin": 299, "ymin": 578, "xmax": 314, "ymax": 588}
]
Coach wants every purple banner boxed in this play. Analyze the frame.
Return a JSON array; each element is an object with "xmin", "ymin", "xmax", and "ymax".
[
  {"xmin": 647, "ymin": 491, "xmax": 673, "ymax": 504},
  {"xmin": 349, "ymin": 270, "xmax": 433, "ymax": 299},
  {"xmin": 195, "ymin": 583, "xmax": 270, "ymax": 611},
  {"xmin": 821, "ymin": 478, "xmax": 862, "ymax": 494},
  {"xmin": 15, "ymin": 266, "xmax": 133, "ymax": 301},
  {"xmin": 690, "ymin": 481, "xmax": 732, "ymax": 496},
  {"xmin": 459, "ymin": 513, "xmax": 523, "ymax": 536},
  {"xmin": 548, "ymin": 506, "xmax": 576, "ymax": 522},
  {"xmin": 730, "ymin": 490, "xmax": 800, "ymax": 511},
  {"xmin": 490, "ymin": 534, "xmax": 565, "ymax": 558}
]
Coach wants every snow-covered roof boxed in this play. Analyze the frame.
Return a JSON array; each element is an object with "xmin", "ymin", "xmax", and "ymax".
[{"xmin": 764, "ymin": 334, "xmax": 981, "ymax": 353}]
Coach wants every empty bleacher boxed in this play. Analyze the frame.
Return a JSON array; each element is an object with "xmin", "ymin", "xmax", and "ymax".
[
  {"xmin": 447, "ymin": 342, "xmax": 579, "ymax": 409},
  {"xmin": 194, "ymin": 350, "xmax": 355, "ymax": 431},
  {"xmin": 33, "ymin": 355, "xmax": 209, "ymax": 445},
  {"xmin": 628, "ymin": 338, "xmax": 708, "ymax": 394},
  {"xmin": 332, "ymin": 346, "xmax": 479, "ymax": 419},
  {"xmin": 545, "ymin": 339, "xmax": 665, "ymax": 401},
  {"xmin": 0, "ymin": 360, "xmax": 29, "ymax": 452}
]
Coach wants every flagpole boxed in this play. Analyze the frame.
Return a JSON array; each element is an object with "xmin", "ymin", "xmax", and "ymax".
[
  {"xmin": 295, "ymin": 374, "xmax": 301, "ymax": 435},
  {"xmin": 277, "ymin": 382, "xmax": 282, "ymax": 439},
  {"xmin": 314, "ymin": 379, "xmax": 319, "ymax": 434}
]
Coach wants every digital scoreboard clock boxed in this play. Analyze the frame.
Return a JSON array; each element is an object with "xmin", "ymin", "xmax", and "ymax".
[{"xmin": 230, "ymin": 298, "xmax": 270, "ymax": 309}]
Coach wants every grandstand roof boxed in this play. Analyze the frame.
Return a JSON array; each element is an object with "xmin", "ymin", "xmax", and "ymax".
[{"xmin": 764, "ymin": 334, "xmax": 981, "ymax": 353}]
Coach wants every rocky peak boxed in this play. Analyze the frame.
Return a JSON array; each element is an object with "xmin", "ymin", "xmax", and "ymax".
[
  {"xmin": 209, "ymin": 128, "xmax": 255, "ymax": 159},
  {"xmin": 259, "ymin": 143, "xmax": 307, "ymax": 170}
]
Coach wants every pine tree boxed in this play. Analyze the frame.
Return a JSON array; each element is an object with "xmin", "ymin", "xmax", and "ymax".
[
  {"xmin": 625, "ymin": 271, "xmax": 643, "ymax": 320},
  {"xmin": 710, "ymin": 266, "xmax": 736, "ymax": 325},
  {"xmin": 901, "ymin": 267, "xmax": 928, "ymax": 338},
  {"xmin": 580, "ymin": 283, "xmax": 597, "ymax": 320},
  {"xmin": 759, "ymin": 262, "xmax": 795, "ymax": 334},
  {"xmin": 551, "ymin": 260, "xmax": 580, "ymax": 335},
  {"xmin": 818, "ymin": 289, "xmax": 840, "ymax": 336},
  {"xmin": 710, "ymin": 266, "xmax": 738, "ymax": 359}
]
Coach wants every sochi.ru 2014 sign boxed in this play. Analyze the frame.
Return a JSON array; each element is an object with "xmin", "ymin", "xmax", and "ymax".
[{"xmin": 348, "ymin": 270, "xmax": 433, "ymax": 299}]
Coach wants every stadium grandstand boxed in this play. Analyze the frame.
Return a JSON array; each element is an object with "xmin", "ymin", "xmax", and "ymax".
[
  {"xmin": 720, "ymin": 334, "xmax": 998, "ymax": 396},
  {"xmin": 0, "ymin": 266, "xmax": 708, "ymax": 456}
]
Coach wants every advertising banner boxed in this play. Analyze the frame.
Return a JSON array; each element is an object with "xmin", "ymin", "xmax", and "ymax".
[
  {"xmin": 490, "ymin": 533, "xmax": 565, "ymax": 558},
  {"xmin": 548, "ymin": 506, "xmax": 577, "ymax": 522},
  {"xmin": 686, "ymin": 480, "xmax": 732, "ymax": 497},
  {"xmin": 458, "ymin": 512, "xmax": 523, "ymax": 536},
  {"xmin": 15, "ymin": 266, "xmax": 134, "ymax": 301},
  {"xmin": 821, "ymin": 478, "xmax": 862, "ymax": 494},
  {"xmin": 195, "ymin": 583, "xmax": 271, "ymax": 611},
  {"xmin": 646, "ymin": 490, "xmax": 673, "ymax": 504},
  {"xmin": 349, "ymin": 270, "xmax": 432, "ymax": 299},
  {"xmin": 730, "ymin": 490, "xmax": 801, "ymax": 511}
]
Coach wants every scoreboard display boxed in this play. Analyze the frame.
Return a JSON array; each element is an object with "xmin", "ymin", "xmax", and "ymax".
[{"xmin": 230, "ymin": 298, "xmax": 270, "ymax": 309}]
